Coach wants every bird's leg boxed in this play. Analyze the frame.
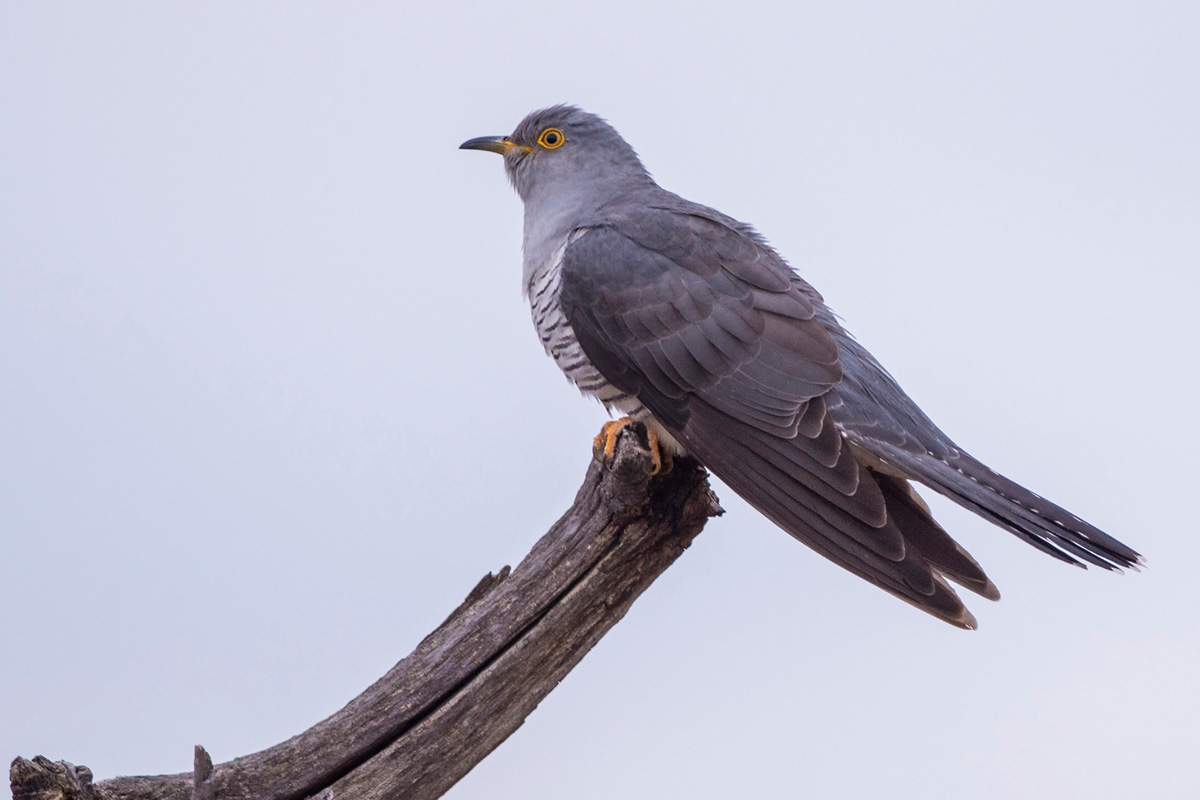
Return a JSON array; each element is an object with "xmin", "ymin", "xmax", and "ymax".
[
  {"xmin": 644, "ymin": 426, "xmax": 673, "ymax": 476},
  {"xmin": 592, "ymin": 417, "xmax": 671, "ymax": 475}
]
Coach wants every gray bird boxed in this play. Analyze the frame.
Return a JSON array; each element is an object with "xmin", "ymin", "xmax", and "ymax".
[{"xmin": 461, "ymin": 105, "xmax": 1140, "ymax": 628}]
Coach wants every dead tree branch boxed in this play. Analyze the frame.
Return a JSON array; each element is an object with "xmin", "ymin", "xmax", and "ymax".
[{"xmin": 11, "ymin": 429, "xmax": 722, "ymax": 800}]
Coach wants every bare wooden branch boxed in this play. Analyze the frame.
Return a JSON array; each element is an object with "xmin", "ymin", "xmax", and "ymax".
[
  {"xmin": 192, "ymin": 747, "xmax": 214, "ymax": 800},
  {"xmin": 10, "ymin": 429, "xmax": 722, "ymax": 800}
]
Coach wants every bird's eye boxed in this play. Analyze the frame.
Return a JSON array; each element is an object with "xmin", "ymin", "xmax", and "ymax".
[{"xmin": 537, "ymin": 127, "xmax": 565, "ymax": 149}]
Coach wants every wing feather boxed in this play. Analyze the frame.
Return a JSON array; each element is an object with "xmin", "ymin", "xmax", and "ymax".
[{"xmin": 560, "ymin": 209, "xmax": 989, "ymax": 626}]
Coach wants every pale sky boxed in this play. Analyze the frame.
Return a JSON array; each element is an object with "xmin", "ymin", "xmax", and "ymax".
[{"xmin": 2, "ymin": 3, "xmax": 1198, "ymax": 799}]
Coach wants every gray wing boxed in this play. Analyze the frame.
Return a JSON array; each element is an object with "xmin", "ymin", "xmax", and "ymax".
[{"xmin": 560, "ymin": 207, "xmax": 996, "ymax": 627}]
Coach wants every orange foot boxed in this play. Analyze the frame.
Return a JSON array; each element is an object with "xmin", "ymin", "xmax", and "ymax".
[{"xmin": 592, "ymin": 417, "xmax": 673, "ymax": 475}]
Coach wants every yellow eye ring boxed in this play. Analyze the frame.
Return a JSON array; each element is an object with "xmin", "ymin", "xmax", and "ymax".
[{"xmin": 537, "ymin": 127, "xmax": 565, "ymax": 149}]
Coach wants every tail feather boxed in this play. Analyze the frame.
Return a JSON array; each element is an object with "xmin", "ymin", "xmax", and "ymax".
[
  {"xmin": 871, "ymin": 470, "xmax": 1000, "ymax": 600},
  {"xmin": 874, "ymin": 444, "xmax": 1142, "ymax": 571}
]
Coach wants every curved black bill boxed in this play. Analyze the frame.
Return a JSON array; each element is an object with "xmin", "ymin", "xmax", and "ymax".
[{"xmin": 459, "ymin": 136, "xmax": 514, "ymax": 155}]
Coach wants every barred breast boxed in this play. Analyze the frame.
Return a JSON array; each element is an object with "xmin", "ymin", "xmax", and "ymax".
[{"xmin": 526, "ymin": 231, "xmax": 646, "ymax": 418}]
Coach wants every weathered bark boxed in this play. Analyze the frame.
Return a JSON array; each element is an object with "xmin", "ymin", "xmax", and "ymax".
[{"xmin": 10, "ymin": 429, "xmax": 722, "ymax": 800}]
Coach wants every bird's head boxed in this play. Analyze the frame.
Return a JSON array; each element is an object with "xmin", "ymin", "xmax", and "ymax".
[{"xmin": 460, "ymin": 105, "xmax": 652, "ymax": 207}]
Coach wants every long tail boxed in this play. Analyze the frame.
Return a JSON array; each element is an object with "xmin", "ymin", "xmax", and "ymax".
[{"xmin": 873, "ymin": 444, "xmax": 1143, "ymax": 570}]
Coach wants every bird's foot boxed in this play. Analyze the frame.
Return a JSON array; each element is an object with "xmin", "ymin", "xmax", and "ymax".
[
  {"xmin": 593, "ymin": 417, "xmax": 634, "ymax": 464},
  {"xmin": 593, "ymin": 417, "xmax": 672, "ymax": 475},
  {"xmin": 645, "ymin": 426, "xmax": 673, "ymax": 475}
]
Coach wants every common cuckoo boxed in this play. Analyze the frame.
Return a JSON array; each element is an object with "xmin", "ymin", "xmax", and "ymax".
[{"xmin": 461, "ymin": 105, "xmax": 1140, "ymax": 628}]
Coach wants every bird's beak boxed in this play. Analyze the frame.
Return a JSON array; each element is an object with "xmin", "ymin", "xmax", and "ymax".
[{"xmin": 459, "ymin": 136, "xmax": 531, "ymax": 155}]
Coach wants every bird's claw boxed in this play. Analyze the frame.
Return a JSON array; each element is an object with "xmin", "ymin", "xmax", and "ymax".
[
  {"xmin": 593, "ymin": 418, "xmax": 634, "ymax": 465},
  {"xmin": 593, "ymin": 417, "xmax": 672, "ymax": 475}
]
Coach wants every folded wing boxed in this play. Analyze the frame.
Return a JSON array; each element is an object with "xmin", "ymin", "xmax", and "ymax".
[{"xmin": 560, "ymin": 209, "xmax": 997, "ymax": 627}]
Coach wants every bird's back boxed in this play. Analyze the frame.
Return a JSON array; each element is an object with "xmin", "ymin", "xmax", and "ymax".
[{"xmin": 553, "ymin": 195, "xmax": 1138, "ymax": 625}]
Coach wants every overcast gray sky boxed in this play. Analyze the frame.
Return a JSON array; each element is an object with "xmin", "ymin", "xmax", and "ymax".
[{"xmin": 3, "ymin": 3, "xmax": 1198, "ymax": 798}]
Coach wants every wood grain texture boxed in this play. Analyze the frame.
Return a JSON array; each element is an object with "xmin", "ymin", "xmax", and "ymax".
[{"xmin": 10, "ymin": 429, "xmax": 722, "ymax": 800}]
